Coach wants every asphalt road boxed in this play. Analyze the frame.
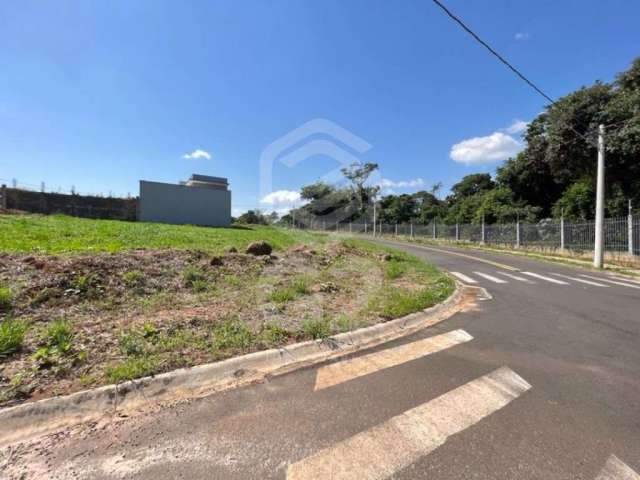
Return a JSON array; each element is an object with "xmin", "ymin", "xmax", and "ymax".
[{"xmin": 4, "ymin": 241, "xmax": 640, "ymax": 480}]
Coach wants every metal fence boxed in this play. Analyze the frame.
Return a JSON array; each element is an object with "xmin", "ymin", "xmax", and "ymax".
[{"xmin": 298, "ymin": 215, "xmax": 640, "ymax": 256}]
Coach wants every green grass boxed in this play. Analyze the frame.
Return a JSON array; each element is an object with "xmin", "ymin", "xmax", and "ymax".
[
  {"xmin": 0, "ymin": 214, "xmax": 323, "ymax": 255},
  {"xmin": 340, "ymin": 238, "xmax": 455, "ymax": 320},
  {"xmin": 212, "ymin": 318, "xmax": 254, "ymax": 351},
  {"xmin": 0, "ymin": 286, "xmax": 13, "ymax": 312},
  {"xmin": 300, "ymin": 317, "xmax": 331, "ymax": 340},
  {"xmin": 0, "ymin": 319, "xmax": 28, "ymax": 358},
  {"xmin": 107, "ymin": 355, "xmax": 160, "ymax": 383},
  {"xmin": 268, "ymin": 276, "xmax": 310, "ymax": 304}
]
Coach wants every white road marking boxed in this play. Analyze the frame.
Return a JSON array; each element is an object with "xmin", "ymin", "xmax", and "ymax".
[
  {"xmin": 596, "ymin": 455, "xmax": 640, "ymax": 480},
  {"xmin": 450, "ymin": 272, "xmax": 477, "ymax": 284},
  {"xmin": 607, "ymin": 275, "xmax": 640, "ymax": 285},
  {"xmin": 314, "ymin": 330, "xmax": 473, "ymax": 391},
  {"xmin": 288, "ymin": 367, "xmax": 531, "ymax": 480},
  {"xmin": 550, "ymin": 273, "xmax": 609, "ymax": 287},
  {"xmin": 580, "ymin": 275, "xmax": 640, "ymax": 290},
  {"xmin": 496, "ymin": 271, "xmax": 536, "ymax": 284},
  {"xmin": 474, "ymin": 272, "xmax": 507, "ymax": 284},
  {"xmin": 521, "ymin": 271, "xmax": 569, "ymax": 285}
]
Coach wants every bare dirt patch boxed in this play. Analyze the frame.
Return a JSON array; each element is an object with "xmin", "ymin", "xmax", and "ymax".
[{"xmin": 0, "ymin": 238, "xmax": 454, "ymax": 407}]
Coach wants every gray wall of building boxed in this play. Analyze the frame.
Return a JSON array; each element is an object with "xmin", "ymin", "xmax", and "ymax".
[{"xmin": 139, "ymin": 180, "xmax": 231, "ymax": 227}]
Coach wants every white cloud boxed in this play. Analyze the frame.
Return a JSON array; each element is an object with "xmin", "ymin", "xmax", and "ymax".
[
  {"xmin": 377, "ymin": 178, "xmax": 425, "ymax": 189},
  {"xmin": 505, "ymin": 119, "xmax": 528, "ymax": 134},
  {"xmin": 514, "ymin": 32, "xmax": 530, "ymax": 40},
  {"xmin": 182, "ymin": 149, "xmax": 212, "ymax": 160},
  {"xmin": 450, "ymin": 132, "xmax": 522, "ymax": 165},
  {"xmin": 260, "ymin": 190, "xmax": 302, "ymax": 206}
]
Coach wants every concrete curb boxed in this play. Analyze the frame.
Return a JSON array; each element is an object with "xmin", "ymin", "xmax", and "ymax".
[{"xmin": 0, "ymin": 284, "xmax": 467, "ymax": 447}]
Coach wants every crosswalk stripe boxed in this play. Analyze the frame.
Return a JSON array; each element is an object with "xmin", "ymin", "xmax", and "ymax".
[
  {"xmin": 474, "ymin": 272, "xmax": 507, "ymax": 284},
  {"xmin": 521, "ymin": 271, "xmax": 569, "ymax": 285},
  {"xmin": 596, "ymin": 455, "xmax": 640, "ymax": 479},
  {"xmin": 450, "ymin": 272, "xmax": 477, "ymax": 284},
  {"xmin": 496, "ymin": 272, "xmax": 536, "ymax": 283},
  {"xmin": 580, "ymin": 275, "xmax": 640, "ymax": 290},
  {"xmin": 288, "ymin": 367, "xmax": 531, "ymax": 480},
  {"xmin": 550, "ymin": 273, "xmax": 609, "ymax": 287},
  {"xmin": 314, "ymin": 330, "xmax": 474, "ymax": 391}
]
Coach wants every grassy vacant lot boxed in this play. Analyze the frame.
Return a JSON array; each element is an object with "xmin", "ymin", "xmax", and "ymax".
[
  {"xmin": 0, "ymin": 213, "xmax": 319, "ymax": 254},
  {"xmin": 0, "ymin": 214, "xmax": 453, "ymax": 406}
]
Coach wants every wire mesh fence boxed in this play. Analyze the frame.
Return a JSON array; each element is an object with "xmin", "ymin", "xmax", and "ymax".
[{"xmin": 296, "ymin": 215, "xmax": 640, "ymax": 256}]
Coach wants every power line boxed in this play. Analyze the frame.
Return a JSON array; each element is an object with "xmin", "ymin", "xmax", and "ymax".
[
  {"xmin": 430, "ymin": 0, "xmax": 597, "ymax": 146},
  {"xmin": 431, "ymin": 0, "xmax": 555, "ymax": 104}
]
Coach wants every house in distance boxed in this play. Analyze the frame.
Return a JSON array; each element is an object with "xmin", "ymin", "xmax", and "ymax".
[{"xmin": 139, "ymin": 174, "xmax": 231, "ymax": 227}]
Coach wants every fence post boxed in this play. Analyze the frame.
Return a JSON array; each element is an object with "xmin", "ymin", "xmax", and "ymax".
[
  {"xmin": 0, "ymin": 184, "xmax": 6, "ymax": 209},
  {"xmin": 349, "ymin": 222, "xmax": 352, "ymax": 233},
  {"xmin": 395, "ymin": 223, "xmax": 398, "ymax": 236},
  {"xmin": 560, "ymin": 213, "xmax": 565, "ymax": 251},
  {"xmin": 455, "ymin": 222, "xmax": 459, "ymax": 241},
  {"xmin": 516, "ymin": 220, "xmax": 520, "ymax": 248},
  {"xmin": 364, "ymin": 221, "xmax": 367, "ymax": 234},
  {"xmin": 410, "ymin": 222, "xmax": 414, "ymax": 239},
  {"xmin": 323, "ymin": 220, "xmax": 326, "ymax": 230},
  {"xmin": 481, "ymin": 215, "xmax": 485, "ymax": 244},
  {"xmin": 432, "ymin": 221, "xmax": 436, "ymax": 240},
  {"xmin": 629, "ymin": 201, "xmax": 634, "ymax": 256}
]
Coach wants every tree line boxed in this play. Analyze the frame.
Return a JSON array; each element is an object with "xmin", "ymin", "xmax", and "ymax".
[{"xmin": 238, "ymin": 58, "xmax": 640, "ymax": 227}]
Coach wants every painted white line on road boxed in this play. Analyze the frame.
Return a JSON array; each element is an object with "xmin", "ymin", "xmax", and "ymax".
[
  {"xmin": 521, "ymin": 272, "xmax": 569, "ymax": 285},
  {"xmin": 580, "ymin": 275, "xmax": 640, "ymax": 290},
  {"xmin": 596, "ymin": 455, "xmax": 640, "ymax": 480},
  {"xmin": 496, "ymin": 272, "xmax": 536, "ymax": 284},
  {"xmin": 450, "ymin": 272, "xmax": 477, "ymax": 284},
  {"xmin": 607, "ymin": 275, "xmax": 640, "ymax": 285},
  {"xmin": 550, "ymin": 273, "xmax": 609, "ymax": 287},
  {"xmin": 314, "ymin": 330, "xmax": 473, "ymax": 391},
  {"xmin": 289, "ymin": 367, "xmax": 531, "ymax": 480},
  {"xmin": 474, "ymin": 272, "xmax": 507, "ymax": 284}
]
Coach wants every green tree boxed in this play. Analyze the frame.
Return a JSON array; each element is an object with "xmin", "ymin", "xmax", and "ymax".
[{"xmin": 340, "ymin": 162, "xmax": 380, "ymax": 214}]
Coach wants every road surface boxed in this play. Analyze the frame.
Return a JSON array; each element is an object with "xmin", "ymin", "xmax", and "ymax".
[{"xmin": 4, "ymin": 241, "xmax": 640, "ymax": 479}]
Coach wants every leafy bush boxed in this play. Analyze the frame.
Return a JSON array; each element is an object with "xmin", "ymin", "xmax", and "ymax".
[
  {"xmin": 0, "ymin": 319, "xmax": 28, "ymax": 358},
  {"xmin": 119, "ymin": 331, "xmax": 147, "ymax": 357}
]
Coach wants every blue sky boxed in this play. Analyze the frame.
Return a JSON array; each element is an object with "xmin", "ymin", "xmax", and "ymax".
[{"xmin": 1, "ymin": 0, "xmax": 639, "ymax": 215}]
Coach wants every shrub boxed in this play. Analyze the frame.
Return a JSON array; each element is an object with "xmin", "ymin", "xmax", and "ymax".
[
  {"xmin": 119, "ymin": 331, "xmax": 147, "ymax": 357},
  {"xmin": 0, "ymin": 319, "xmax": 28, "ymax": 358},
  {"xmin": 190, "ymin": 279, "xmax": 209, "ymax": 292}
]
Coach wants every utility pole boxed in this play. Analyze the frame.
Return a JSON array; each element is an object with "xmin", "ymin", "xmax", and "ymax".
[
  {"xmin": 594, "ymin": 124, "xmax": 605, "ymax": 268},
  {"xmin": 372, "ymin": 201, "xmax": 377, "ymax": 237},
  {"xmin": 629, "ymin": 200, "xmax": 634, "ymax": 256}
]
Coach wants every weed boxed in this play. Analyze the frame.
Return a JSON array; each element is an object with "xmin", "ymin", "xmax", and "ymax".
[
  {"xmin": 300, "ymin": 317, "xmax": 331, "ymax": 340},
  {"xmin": 268, "ymin": 276, "xmax": 310, "ymax": 304},
  {"xmin": 332, "ymin": 314, "xmax": 357, "ymax": 333},
  {"xmin": 190, "ymin": 279, "xmax": 209, "ymax": 292},
  {"xmin": 212, "ymin": 318, "xmax": 254, "ymax": 351},
  {"xmin": 43, "ymin": 319, "xmax": 75, "ymax": 355},
  {"xmin": 385, "ymin": 259, "xmax": 407, "ymax": 279},
  {"xmin": 182, "ymin": 266, "xmax": 205, "ymax": 288},
  {"xmin": 69, "ymin": 273, "xmax": 101, "ymax": 296},
  {"xmin": 0, "ymin": 319, "xmax": 28, "ymax": 358},
  {"xmin": 107, "ymin": 355, "xmax": 160, "ymax": 383},
  {"xmin": 0, "ymin": 286, "xmax": 13, "ymax": 312},
  {"xmin": 122, "ymin": 270, "xmax": 145, "ymax": 290},
  {"xmin": 259, "ymin": 324, "xmax": 290, "ymax": 347},
  {"xmin": 119, "ymin": 331, "xmax": 147, "ymax": 357},
  {"xmin": 141, "ymin": 322, "xmax": 158, "ymax": 339}
]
